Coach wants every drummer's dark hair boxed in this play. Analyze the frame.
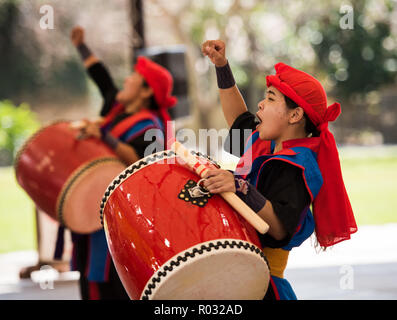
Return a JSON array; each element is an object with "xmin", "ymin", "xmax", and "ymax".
[
  {"xmin": 284, "ymin": 95, "xmax": 320, "ymax": 137},
  {"xmin": 143, "ymin": 79, "xmax": 159, "ymax": 111}
]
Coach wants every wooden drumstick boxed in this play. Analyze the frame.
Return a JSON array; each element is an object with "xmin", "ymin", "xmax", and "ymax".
[{"xmin": 171, "ymin": 140, "xmax": 269, "ymax": 234}]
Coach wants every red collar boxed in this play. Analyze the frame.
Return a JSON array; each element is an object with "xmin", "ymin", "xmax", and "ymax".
[{"xmin": 281, "ymin": 137, "xmax": 321, "ymax": 153}]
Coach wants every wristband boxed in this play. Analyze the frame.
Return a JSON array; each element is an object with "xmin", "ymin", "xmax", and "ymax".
[
  {"xmin": 77, "ymin": 43, "xmax": 92, "ymax": 60},
  {"xmin": 234, "ymin": 177, "xmax": 267, "ymax": 213},
  {"xmin": 101, "ymin": 131, "xmax": 119, "ymax": 150},
  {"xmin": 215, "ymin": 61, "xmax": 236, "ymax": 89}
]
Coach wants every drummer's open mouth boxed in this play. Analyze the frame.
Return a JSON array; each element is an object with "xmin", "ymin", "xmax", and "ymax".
[{"xmin": 255, "ymin": 113, "xmax": 262, "ymax": 126}]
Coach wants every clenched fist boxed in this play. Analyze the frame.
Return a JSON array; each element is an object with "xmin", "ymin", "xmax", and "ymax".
[
  {"xmin": 70, "ymin": 26, "xmax": 85, "ymax": 47},
  {"xmin": 202, "ymin": 40, "xmax": 227, "ymax": 67}
]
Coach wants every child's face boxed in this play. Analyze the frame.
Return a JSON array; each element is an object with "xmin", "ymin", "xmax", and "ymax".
[
  {"xmin": 255, "ymin": 86, "xmax": 291, "ymax": 141},
  {"xmin": 116, "ymin": 72, "xmax": 152, "ymax": 111}
]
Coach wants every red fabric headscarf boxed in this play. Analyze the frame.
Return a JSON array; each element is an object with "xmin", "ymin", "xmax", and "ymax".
[
  {"xmin": 135, "ymin": 56, "xmax": 178, "ymax": 141},
  {"xmin": 266, "ymin": 62, "xmax": 357, "ymax": 248}
]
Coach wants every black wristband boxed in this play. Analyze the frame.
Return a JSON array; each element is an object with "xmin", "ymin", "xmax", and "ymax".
[
  {"xmin": 101, "ymin": 132, "xmax": 119, "ymax": 150},
  {"xmin": 235, "ymin": 177, "xmax": 267, "ymax": 213},
  {"xmin": 77, "ymin": 43, "xmax": 92, "ymax": 60},
  {"xmin": 215, "ymin": 61, "xmax": 236, "ymax": 89}
]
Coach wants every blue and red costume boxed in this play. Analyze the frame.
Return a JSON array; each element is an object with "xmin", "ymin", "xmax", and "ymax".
[
  {"xmin": 70, "ymin": 56, "xmax": 177, "ymax": 300},
  {"xmin": 227, "ymin": 62, "xmax": 357, "ymax": 299},
  {"xmin": 234, "ymin": 129, "xmax": 323, "ymax": 299}
]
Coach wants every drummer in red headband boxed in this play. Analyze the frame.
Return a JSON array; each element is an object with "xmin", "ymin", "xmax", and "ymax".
[
  {"xmin": 69, "ymin": 26, "xmax": 177, "ymax": 300},
  {"xmin": 202, "ymin": 40, "xmax": 357, "ymax": 300}
]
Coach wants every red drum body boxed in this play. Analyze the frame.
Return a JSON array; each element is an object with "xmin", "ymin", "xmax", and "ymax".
[
  {"xmin": 101, "ymin": 150, "xmax": 270, "ymax": 300},
  {"xmin": 15, "ymin": 121, "xmax": 126, "ymax": 234}
]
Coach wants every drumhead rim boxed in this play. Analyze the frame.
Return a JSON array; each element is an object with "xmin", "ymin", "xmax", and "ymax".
[
  {"xmin": 139, "ymin": 239, "xmax": 269, "ymax": 300},
  {"xmin": 99, "ymin": 149, "xmax": 219, "ymax": 227}
]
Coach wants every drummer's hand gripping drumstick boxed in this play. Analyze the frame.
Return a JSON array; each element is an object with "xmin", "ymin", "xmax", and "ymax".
[{"xmin": 171, "ymin": 140, "xmax": 269, "ymax": 234}]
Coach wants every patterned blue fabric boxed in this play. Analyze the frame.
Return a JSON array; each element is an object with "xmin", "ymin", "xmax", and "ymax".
[
  {"xmin": 120, "ymin": 116, "xmax": 164, "ymax": 142},
  {"xmin": 241, "ymin": 135, "xmax": 323, "ymax": 299},
  {"xmin": 283, "ymin": 209, "xmax": 315, "ymax": 251},
  {"xmin": 271, "ymin": 276, "xmax": 297, "ymax": 300},
  {"xmin": 87, "ymin": 230, "xmax": 109, "ymax": 282}
]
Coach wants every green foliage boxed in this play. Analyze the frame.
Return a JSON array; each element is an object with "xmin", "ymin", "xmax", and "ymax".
[
  {"xmin": 311, "ymin": 0, "xmax": 397, "ymax": 98},
  {"xmin": 0, "ymin": 100, "xmax": 40, "ymax": 165}
]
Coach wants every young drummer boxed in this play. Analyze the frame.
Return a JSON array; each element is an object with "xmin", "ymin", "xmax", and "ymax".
[
  {"xmin": 69, "ymin": 26, "xmax": 177, "ymax": 299},
  {"xmin": 201, "ymin": 40, "xmax": 357, "ymax": 300}
]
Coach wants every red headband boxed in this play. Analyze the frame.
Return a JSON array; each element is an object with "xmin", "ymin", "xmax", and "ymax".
[
  {"xmin": 135, "ymin": 56, "xmax": 177, "ymax": 142},
  {"xmin": 266, "ymin": 63, "xmax": 357, "ymax": 248}
]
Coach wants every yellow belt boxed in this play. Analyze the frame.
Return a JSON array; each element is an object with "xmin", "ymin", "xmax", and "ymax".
[{"xmin": 262, "ymin": 247, "xmax": 290, "ymax": 278}]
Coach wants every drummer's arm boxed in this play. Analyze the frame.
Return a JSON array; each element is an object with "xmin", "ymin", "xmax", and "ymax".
[
  {"xmin": 256, "ymin": 202, "xmax": 287, "ymax": 241},
  {"xmin": 71, "ymin": 26, "xmax": 118, "ymax": 116},
  {"xmin": 71, "ymin": 26, "xmax": 100, "ymax": 68},
  {"xmin": 78, "ymin": 47, "xmax": 100, "ymax": 69},
  {"xmin": 113, "ymin": 142, "xmax": 140, "ymax": 166},
  {"xmin": 233, "ymin": 179, "xmax": 287, "ymax": 241},
  {"xmin": 217, "ymin": 72, "xmax": 248, "ymax": 128},
  {"xmin": 101, "ymin": 132, "xmax": 139, "ymax": 165},
  {"xmin": 213, "ymin": 169, "xmax": 309, "ymax": 243},
  {"xmin": 202, "ymin": 40, "xmax": 247, "ymax": 128},
  {"xmin": 75, "ymin": 43, "xmax": 118, "ymax": 102}
]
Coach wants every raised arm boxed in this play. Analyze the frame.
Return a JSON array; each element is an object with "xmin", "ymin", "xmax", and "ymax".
[
  {"xmin": 71, "ymin": 26, "xmax": 100, "ymax": 69},
  {"xmin": 70, "ymin": 26, "xmax": 118, "ymax": 114},
  {"xmin": 202, "ymin": 40, "xmax": 248, "ymax": 128}
]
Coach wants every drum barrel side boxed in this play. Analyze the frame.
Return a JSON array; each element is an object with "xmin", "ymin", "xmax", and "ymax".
[
  {"xmin": 101, "ymin": 150, "xmax": 266, "ymax": 300},
  {"xmin": 14, "ymin": 121, "xmax": 123, "ymax": 223},
  {"xmin": 14, "ymin": 121, "xmax": 68, "ymax": 219}
]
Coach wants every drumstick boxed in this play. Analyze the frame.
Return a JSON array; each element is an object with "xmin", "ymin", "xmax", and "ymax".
[{"xmin": 171, "ymin": 140, "xmax": 269, "ymax": 234}]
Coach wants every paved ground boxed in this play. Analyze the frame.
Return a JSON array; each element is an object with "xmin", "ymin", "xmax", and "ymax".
[
  {"xmin": 0, "ymin": 224, "xmax": 396, "ymax": 300},
  {"xmin": 287, "ymin": 223, "xmax": 397, "ymax": 299},
  {"xmin": 288, "ymin": 262, "xmax": 397, "ymax": 300}
]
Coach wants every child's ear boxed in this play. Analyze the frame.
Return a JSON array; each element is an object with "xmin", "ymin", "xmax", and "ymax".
[{"xmin": 289, "ymin": 107, "xmax": 305, "ymax": 124}]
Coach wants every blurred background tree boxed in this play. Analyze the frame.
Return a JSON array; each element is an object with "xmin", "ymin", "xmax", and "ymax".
[
  {"xmin": 145, "ymin": 0, "xmax": 397, "ymax": 144},
  {"xmin": 1, "ymin": 0, "xmax": 396, "ymax": 145},
  {"xmin": 0, "ymin": 100, "xmax": 39, "ymax": 166},
  {"xmin": 310, "ymin": 0, "xmax": 397, "ymax": 143},
  {"xmin": 0, "ymin": 0, "xmax": 131, "ymax": 123},
  {"xmin": 0, "ymin": 0, "xmax": 88, "ymax": 105}
]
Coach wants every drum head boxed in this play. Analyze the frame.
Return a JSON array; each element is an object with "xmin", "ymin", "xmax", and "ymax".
[
  {"xmin": 141, "ymin": 239, "xmax": 269, "ymax": 300},
  {"xmin": 59, "ymin": 158, "xmax": 125, "ymax": 234}
]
